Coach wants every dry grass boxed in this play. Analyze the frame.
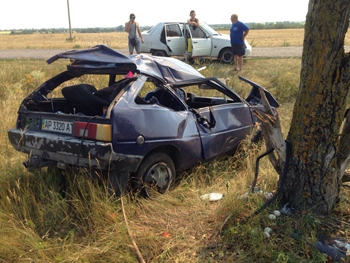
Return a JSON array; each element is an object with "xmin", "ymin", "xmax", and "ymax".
[
  {"xmin": 0, "ymin": 32, "xmax": 129, "ymax": 50},
  {"xmin": 0, "ymin": 38, "xmax": 349, "ymax": 262},
  {"xmin": 219, "ymin": 28, "xmax": 306, "ymax": 47},
  {"xmin": 1, "ymin": 29, "xmax": 349, "ymax": 50}
]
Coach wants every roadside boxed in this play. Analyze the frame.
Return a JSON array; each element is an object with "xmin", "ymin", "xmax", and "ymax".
[{"xmin": 0, "ymin": 46, "xmax": 349, "ymax": 60}]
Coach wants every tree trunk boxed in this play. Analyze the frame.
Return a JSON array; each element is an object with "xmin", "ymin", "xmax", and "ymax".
[
  {"xmin": 254, "ymin": 0, "xmax": 350, "ymax": 215},
  {"xmin": 282, "ymin": 0, "xmax": 350, "ymax": 214}
]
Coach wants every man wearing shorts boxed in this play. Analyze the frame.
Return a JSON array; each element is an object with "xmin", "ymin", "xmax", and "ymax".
[{"xmin": 230, "ymin": 14, "xmax": 249, "ymax": 71}]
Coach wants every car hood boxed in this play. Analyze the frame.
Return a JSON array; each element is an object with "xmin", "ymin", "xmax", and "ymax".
[
  {"xmin": 47, "ymin": 44, "xmax": 204, "ymax": 84},
  {"xmin": 212, "ymin": 33, "xmax": 230, "ymax": 41}
]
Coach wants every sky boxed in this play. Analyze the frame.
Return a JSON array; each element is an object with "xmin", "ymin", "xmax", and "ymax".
[{"xmin": 0, "ymin": 0, "xmax": 309, "ymax": 30}]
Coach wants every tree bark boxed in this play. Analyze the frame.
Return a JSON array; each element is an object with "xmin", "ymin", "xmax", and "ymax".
[
  {"xmin": 283, "ymin": 0, "xmax": 350, "ymax": 214},
  {"xmin": 254, "ymin": 0, "xmax": 350, "ymax": 215}
]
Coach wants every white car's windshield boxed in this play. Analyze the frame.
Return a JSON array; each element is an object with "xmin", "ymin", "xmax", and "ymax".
[{"xmin": 201, "ymin": 23, "xmax": 220, "ymax": 36}]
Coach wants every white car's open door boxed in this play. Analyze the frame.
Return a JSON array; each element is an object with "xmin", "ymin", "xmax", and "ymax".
[
  {"xmin": 185, "ymin": 24, "xmax": 212, "ymax": 57},
  {"xmin": 164, "ymin": 23, "xmax": 187, "ymax": 56}
]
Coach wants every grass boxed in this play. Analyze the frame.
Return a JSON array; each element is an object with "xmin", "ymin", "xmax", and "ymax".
[{"xmin": 1, "ymin": 39, "xmax": 350, "ymax": 262}]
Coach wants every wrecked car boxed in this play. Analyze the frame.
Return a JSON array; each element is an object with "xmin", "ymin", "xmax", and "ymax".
[
  {"xmin": 7, "ymin": 45, "xmax": 278, "ymax": 197},
  {"xmin": 140, "ymin": 22, "xmax": 252, "ymax": 63}
]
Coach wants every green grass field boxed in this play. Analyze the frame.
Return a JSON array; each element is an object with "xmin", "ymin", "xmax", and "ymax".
[{"xmin": 0, "ymin": 42, "xmax": 349, "ymax": 262}]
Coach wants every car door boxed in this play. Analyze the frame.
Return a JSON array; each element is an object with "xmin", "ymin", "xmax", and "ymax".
[
  {"xmin": 165, "ymin": 23, "xmax": 186, "ymax": 56},
  {"xmin": 180, "ymin": 80, "xmax": 254, "ymax": 160},
  {"xmin": 185, "ymin": 24, "xmax": 212, "ymax": 57},
  {"xmin": 196, "ymin": 103, "xmax": 254, "ymax": 160}
]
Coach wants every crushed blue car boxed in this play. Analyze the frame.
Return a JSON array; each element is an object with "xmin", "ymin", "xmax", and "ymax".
[{"xmin": 7, "ymin": 45, "xmax": 279, "ymax": 197}]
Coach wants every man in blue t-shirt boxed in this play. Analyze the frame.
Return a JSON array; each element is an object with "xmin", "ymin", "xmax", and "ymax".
[{"xmin": 230, "ymin": 14, "xmax": 249, "ymax": 71}]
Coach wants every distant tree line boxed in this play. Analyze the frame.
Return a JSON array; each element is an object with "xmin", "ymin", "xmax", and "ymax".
[
  {"xmin": 9, "ymin": 26, "xmax": 125, "ymax": 34},
  {"xmin": 7, "ymin": 21, "xmax": 309, "ymax": 34},
  {"xmin": 212, "ymin": 21, "xmax": 306, "ymax": 30}
]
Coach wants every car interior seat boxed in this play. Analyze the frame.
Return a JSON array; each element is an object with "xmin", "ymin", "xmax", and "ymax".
[
  {"xmin": 62, "ymin": 84, "xmax": 109, "ymax": 116},
  {"xmin": 94, "ymin": 77, "xmax": 134, "ymax": 104}
]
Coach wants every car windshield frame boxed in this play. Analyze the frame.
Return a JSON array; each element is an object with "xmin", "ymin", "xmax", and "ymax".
[{"xmin": 200, "ymin": 22, "xmax": 220, "ymax": 36}]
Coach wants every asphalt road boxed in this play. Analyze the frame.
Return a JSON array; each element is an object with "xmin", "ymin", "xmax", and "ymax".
[{"xmin": 0, "ymin": 46, "xmax": 349, "ymax": 60}]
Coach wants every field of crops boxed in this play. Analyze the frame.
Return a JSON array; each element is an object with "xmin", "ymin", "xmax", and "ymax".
[{"xmin": 0, "ymin": 28, "xmax": 305, "ymax": 50}]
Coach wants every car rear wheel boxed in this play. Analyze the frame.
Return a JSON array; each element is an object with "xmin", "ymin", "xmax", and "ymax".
[
  {"xmin": 134, "ymin": 152, "xmax": 175, "ymax": 198},
  {"xmin": 152, "ymin": 50, "xmax": 168, "ymax": 57},
  {"xmin": 220, "ymin": 48, "xmax": 233, "ymax": 63}
]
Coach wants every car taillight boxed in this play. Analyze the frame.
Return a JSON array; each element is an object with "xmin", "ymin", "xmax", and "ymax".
[{"xmin": 73, "ymin": 121, "xmax": 111, "ymax": 142}]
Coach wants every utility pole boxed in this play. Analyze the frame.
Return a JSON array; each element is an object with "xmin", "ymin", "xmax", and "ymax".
[{"xmin": 67, "ymin": 0, "xmax": 73, "ymax": 40}]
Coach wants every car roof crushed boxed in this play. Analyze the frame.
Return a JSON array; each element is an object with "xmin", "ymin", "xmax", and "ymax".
[{"xmin": 46, "ymin": 44, "xmax": 205, "ymax": 84}]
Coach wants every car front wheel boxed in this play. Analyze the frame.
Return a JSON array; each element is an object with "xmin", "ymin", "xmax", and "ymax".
[
  {"xmin": 134, "ymin": 152, "xmax": 175, "ymax": 198},
  {"xmin": 220, "ymin": 48, "xmax": 233, "ymax": 63},
  {"xmin": 152, "ymin": 50, "xmax": 168, "ymax": 57}
]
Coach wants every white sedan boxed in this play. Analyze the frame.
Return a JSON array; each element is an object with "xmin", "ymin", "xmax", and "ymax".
[{"xmin": 140, "ymin": 22, "xmax": 252, "ymax": 63}]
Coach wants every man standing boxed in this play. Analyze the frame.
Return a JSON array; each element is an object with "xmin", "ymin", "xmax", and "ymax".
[
  {"xmin": 125, "ymin": 13, "xmax": 144, "ymax": 55},
  {"xmin": 230, "ymin": 14, "xmax": 249, "ymax": 71}
]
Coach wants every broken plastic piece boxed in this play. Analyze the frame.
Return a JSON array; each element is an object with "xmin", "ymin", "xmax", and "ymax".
[
  {"xmin": 200, "ymin": 193, "xmax": 223, "ymax": 201},
  {"xmin": 281, "ymin": 203, "xmax": 294, "ymax": 215},
  {"xmin": 124, "ymin": 71, "xmax": 134, "ymax": 78}
]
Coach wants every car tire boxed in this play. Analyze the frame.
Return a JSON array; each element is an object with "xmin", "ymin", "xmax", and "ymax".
[
  {"xmin": 152, "ymin": 50, "xmax": 168, "ymax": 57},
  {"xmin": 220, "ymin": 48, "xmax": 233, "ymax": 64},
  {"xmin": 134, "ymin": 152, "xmax": 175, "ymax": 198}
]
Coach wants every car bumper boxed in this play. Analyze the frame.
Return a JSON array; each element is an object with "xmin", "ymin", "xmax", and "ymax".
[{"xmin": 8, "ymin": 128, "xmax": 143, "ymax": 172}]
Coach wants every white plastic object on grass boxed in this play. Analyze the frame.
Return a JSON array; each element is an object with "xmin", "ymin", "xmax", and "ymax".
[
  {"xmin": 264, "ymin": 231, "xmax": 271, "ymax": 238},
  {"xmin": 273, "ymin": 210, "xmax": 281, "ymax": 216},
  {"xmin": 268, "ymin": 214, "xmax": 276, "ymax": 220},
  {"xmin": 200, "ymin": 193, "xmax": 223, "ymax": 201},
  {"xmin": 264, "ymin": 192, "xmax": 274, "ymax": 200},
  {"xmin": 264, "ymin": 227, "xmax": 272, "ymax": 234}
]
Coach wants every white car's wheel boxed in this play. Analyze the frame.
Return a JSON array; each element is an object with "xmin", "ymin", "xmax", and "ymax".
[
  {"xmin": 220, "ymin": 48, "xmax": 233, "ymax": 63},
  {"xmin": 152, "ymin": 50, "xmax": 168, "ymax": 57}
]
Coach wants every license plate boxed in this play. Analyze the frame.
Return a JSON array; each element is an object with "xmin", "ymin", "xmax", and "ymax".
[{"xmin": 42, "ymin": 119, "xmax": 73, "ymax": 134}]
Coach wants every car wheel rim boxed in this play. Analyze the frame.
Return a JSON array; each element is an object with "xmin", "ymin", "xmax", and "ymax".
[
  {"xmin": 222, "ymin": 52, "xmax": 232, "ymax": 63},
  {"xmin": 143, "ymin": 162, "xmax": 171, "ymax": 197}
]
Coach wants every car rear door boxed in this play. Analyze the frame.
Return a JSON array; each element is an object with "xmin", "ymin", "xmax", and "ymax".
[
  {"xmin": 165, "ymin": 23, "xmax": 186, "ymax": 56},
  {"xmin": 185, "ymin": 24, "xmax": 212, "ymax": 57}
]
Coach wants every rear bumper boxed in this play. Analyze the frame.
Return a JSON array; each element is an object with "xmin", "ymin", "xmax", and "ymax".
[{"xmin": 8, "ymin": 128, "xmax": 143, "ymax": 172}]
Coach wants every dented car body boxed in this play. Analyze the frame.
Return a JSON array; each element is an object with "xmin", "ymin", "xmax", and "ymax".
[{"xmin": 8, "ymin": 45, "xmax": 278, "ymax": 197}]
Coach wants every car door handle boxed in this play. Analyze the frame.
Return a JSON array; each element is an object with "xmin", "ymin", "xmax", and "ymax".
[{"xmin": 193, "ymin": 41, "xmax": 198, "ymax": 44}]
